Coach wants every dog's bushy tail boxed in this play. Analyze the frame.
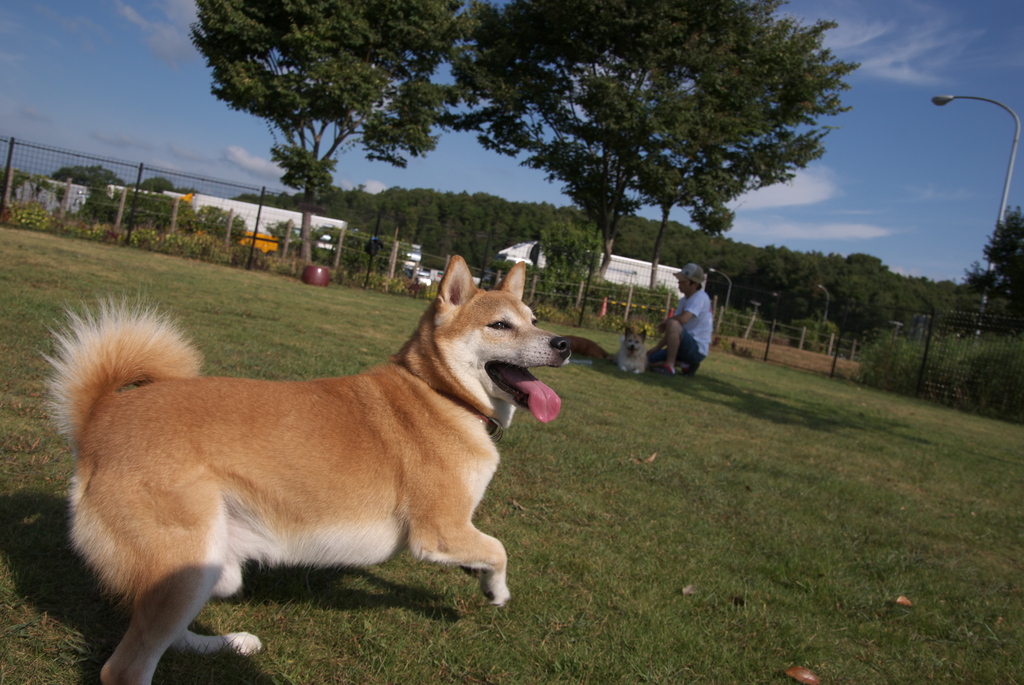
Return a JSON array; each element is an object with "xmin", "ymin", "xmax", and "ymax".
[{"xmin": 46, "ymin": 300, "xmax": 202, "ymax": 445}]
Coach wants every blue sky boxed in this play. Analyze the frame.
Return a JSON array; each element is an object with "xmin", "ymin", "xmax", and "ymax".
[{"xmin": 1, "ymin": 0, "xmax": 1022, "ymax": 283}]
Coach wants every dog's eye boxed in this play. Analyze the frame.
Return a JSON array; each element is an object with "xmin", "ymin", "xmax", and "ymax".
[{"xmin": 488, "ymin": 321, "xmax": 511, "ymax": 330}]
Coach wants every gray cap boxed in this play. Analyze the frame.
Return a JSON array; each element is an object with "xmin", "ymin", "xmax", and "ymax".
[{"xmin": 676, "ymin": 263, "xmax": 705, "ymax": 284}]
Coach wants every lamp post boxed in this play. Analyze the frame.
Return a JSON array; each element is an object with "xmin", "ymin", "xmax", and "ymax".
[
  {"xmin": 708, "ymin": 267, "xmax": 732, "ymax": 311},
  {"xmin": 817, "ymin": 284, "xmax": 830, "ymax": 324},
  {"xmin": 932, "ymin": 95, "xmax": 1021, "ymax": 311}
]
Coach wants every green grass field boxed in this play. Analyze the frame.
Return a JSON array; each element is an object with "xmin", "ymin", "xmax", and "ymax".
[{"xmin": 1, "ymin": 227, "xmax": 1022, "ymax": 684}]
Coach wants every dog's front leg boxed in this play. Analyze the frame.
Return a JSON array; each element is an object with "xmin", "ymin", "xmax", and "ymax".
[{"xmin": 410, "ymin": 525, "xmax": 511, "ymax": 606}]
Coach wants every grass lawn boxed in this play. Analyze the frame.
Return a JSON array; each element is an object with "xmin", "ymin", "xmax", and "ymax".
[{"xmin": 1, "ymin": 226, "xmax": 1022, "ymax": 684}]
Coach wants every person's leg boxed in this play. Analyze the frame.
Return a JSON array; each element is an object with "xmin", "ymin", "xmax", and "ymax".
[
  {"xmin": 676, "ymin": 331, "xmax": 706, "ymax": 376},
  {"xmin": 648, "ymin": 320, "xmax": 682, "ymax": 373},
  {"xmin": 662, "ymin": 319, "xmax": 682, "ymax": 367}
]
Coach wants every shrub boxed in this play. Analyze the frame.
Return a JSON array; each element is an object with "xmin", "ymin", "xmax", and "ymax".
[
  {"xmin": 9, "ymin": 202, "xmax": 51, "ymax": 231},
  {"xmin": 856, "ymin": 338, "xmax": 924, "ymax": 395}
]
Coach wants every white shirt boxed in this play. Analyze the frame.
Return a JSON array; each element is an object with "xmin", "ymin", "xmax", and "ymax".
[{"xmin": 674, "ymin": 289, "xmax": 714, "ymax": 356}]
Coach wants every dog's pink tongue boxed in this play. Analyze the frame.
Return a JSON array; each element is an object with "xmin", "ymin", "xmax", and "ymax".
[
  {"xmin": 524, "ymin": 379, "xmax": 562, "ymax": 423},
  {"xmin": 500, "ymin": 367, "xmax": 562, "ymax": 423}
]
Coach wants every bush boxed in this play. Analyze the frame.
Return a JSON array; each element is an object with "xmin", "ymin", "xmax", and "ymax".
[
  {"xmin": 856, "ymin": 338, "xmax": 924, "ymax": 395},
  {"xmin": 858, "ymin": 334, "xmax": 1024, "ymax": 422},
  {"xmin": 9, "ymin": 202, "xmax": 51, "ymax": 231}
]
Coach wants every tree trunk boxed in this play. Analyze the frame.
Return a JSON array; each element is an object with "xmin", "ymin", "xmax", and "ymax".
[
  {"xmin": 300, "ymin": 189, "xmax": 315, "ymax": 264},
  {"xmin": 649, "ymin": 202, "xmax": 671, "ymax": 290}
]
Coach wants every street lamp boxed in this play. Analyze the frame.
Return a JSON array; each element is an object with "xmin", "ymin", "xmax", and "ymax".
[
  {"xmin": 708, "ymin": 267, "xmax": 732, "ymax": 311},
  {"xmin": 817, "ymin": 284, "xmax": 830, "ymax": 324},
  {"xmin": 932, "ymin": 94, "xmax": 1021, "ymax": 310}
]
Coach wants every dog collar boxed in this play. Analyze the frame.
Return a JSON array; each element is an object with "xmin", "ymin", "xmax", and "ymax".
[
  {"xmin": 482, "ymin": 416, "xmax": 503, "ymax": 442},
  {"xmin": 439, "ymin": 392, "xmax": 503, "ymax": 443}
]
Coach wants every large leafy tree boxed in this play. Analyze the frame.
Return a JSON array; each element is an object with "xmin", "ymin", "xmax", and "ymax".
[
  {"xmin": 965, "ymin": 207, "xmax": 1024, "ymax": 316},
  {"xmin": 452, "ymin": 0, "xmax": 856, "ymax": 279},
  {"xmin": 191, "ymin": 0, "xmax": 466, "ymax": 263},
  {"xmin": 51, "ymin": 165, "xmax": 124, "ymax": 188}
]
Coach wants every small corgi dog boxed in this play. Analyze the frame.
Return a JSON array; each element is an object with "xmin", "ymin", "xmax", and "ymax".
[
  {"xmin": 614, "ymin": 327, "xmax": 648, "ymax": 374},
  {"xmin": 46, "ymin": 256, "xmax": 569, "ymax": 685}
]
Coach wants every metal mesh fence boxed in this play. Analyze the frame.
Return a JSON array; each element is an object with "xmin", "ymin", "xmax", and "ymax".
[
  {"xmin": 4, "ymin": 137, "xmax": 1023, "ymax": 421},
  {"xmin": 917, "ymin": 310, "xmax": 1024, "ymax": 421},
  {"xmin": 0, "ymin": 137, "xmax": 266, "ymax": 235}
]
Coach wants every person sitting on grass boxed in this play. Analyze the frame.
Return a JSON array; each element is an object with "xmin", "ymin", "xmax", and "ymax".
[{"xmin": 647, "ymin": 263, "xmax": 714, "ymax": 377}]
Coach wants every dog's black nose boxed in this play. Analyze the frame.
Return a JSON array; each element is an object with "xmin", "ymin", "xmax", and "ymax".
[{"xmin": 550, "ymin": 336, "xmax": 571, "ymax": 359}]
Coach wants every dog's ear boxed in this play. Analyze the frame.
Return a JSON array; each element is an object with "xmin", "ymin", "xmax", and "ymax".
[
  {"xmin": 437, "ymin": 256, "xmax": 477, "ymax": 311},
  {"xmin": 497, "ymin": 260, "xmax": 526, "ymax": 300}
]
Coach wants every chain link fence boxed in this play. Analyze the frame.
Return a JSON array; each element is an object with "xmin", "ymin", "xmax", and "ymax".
[{"xmin": 4, "ymin": 137, "xmax": 1022, "ymax": 422}]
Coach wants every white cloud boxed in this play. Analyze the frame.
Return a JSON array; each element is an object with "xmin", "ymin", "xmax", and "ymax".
[
  {"xmin": 92, "ymin": 130, "xmax": 152, "ymax": 149},
  {"xmin": 169, "ymin": 142, "xmax": 206, "ymax": 162},
  {"xmin": 729, "ymin": 167, "xmax": 839, "ymax": 211},
  {"xmin": 790, "ymin": 0, "xmax": 983, "ymax": 86},
  {"xmin": 114, "ymin": 0, "xmax": 197, "ymax": 68},
  {"xmin": 223, "ymin": 145, "xmax": 283, "ymax": 181},
  {"xmin": 19, "ymin": 105, "xmax": 50, "ymax": 122},
  {"xmin": 731, "ymin": 218, "xmax": 891, "ymax": 241},
  {"xmin": 361, "ymin": 180, "xmax": 388, "ymax": 195}
]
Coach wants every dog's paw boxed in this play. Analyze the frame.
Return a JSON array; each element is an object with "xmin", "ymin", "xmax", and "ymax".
[
  {"xmin": 487, "ymin": 585, "xmax": 511, "ymax": 606},
  {"xmin": 225, "ymin": 632, "xmax": 263, "ymax": 656}
]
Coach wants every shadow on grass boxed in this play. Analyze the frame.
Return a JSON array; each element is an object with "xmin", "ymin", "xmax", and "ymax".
[
  {"xmin": 584, "ymin": 358, "xmax": 932, "ymax": 443},
  {"xmin": 0, "ymin": 491, "xmax": 460, "ymax": 683}
]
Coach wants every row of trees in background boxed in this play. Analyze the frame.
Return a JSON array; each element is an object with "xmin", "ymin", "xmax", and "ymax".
[
  {"xmin": 42, "ymin": 160, "xmax": 1011, "ymax": 327},
  {"xmin": 20, "ymin": 155, "xmax": 992, "ymax": 330},
  {"xmin": 244, "ymin": 184, "xmax": 984, "ymax": 321}
]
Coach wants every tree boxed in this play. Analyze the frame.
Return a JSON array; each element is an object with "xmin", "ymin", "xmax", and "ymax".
[
  {"xmin": 965, "ymin": 207, "xmax": 1024, "ymax": 316},
  {"xmin": 51, "ymin": 165, "xmax": 124, "ymax": 188},
  {"xmin": 191, "ymin": 0, "xmax": 466, "ymax": 263},
  {"xmin": 139, "ymin": 177, "xmax": 176, "ymax": 193},
  {"xmin": 452, "ymin": 0, "xmax": 855, "ymax": 280}
]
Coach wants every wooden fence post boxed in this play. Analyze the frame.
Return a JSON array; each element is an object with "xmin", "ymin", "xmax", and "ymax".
[
  {"xmin": 623, "ymin": 284, "xmax": 634, "ymax": 322},
  {"xmin": 333, "ymin": 226, "xmax": 346, "ymax": 269},
  {"xmin": 798, "ymin": 326, "xmax": 806, "ymax": 350},
  {"xmin": 743, "ymin": 311, "xmax": 757, "ymax": 339},
  {"xmin": 114, "ymin": 186, "xmax": 128, "ymax": 233},
  {"xmin": 0, "ymin": 138, "xmax": 14, "ymax": 218},
  {"xmin": 827, "ymin": 332, "xmax": 835, "ymax": 357},
  {"xmin": 59, "ymin": 178, "xmax": 72, "ymax": 219},
  {"xmin": 281, "ymin": 219, "xmax": 294, "ymax": 258},
  {"xmin": 224, "ymin": 209, "xmax": 235, "ymax": 248},
  {"xmin": 169, "ymin": 197, "xmax": 180, "ymax": 234},
  {"xmin": 575, "ymin": 280, "xmax": 584, "ymax": 309},
  {"xmin": 384, "ymin": 229, "xmax": 399, "ymax": 293}
]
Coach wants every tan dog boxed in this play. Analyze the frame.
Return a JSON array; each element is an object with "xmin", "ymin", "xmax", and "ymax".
[
  {"xmin": 614, "ymin": 327, "xmax": 648, "ymax": 373},
  {"xmin": 47, "ymin": 256, "xmax": 569, "ymax": 685},
  {"xmin": 566, "ymin": 335, "xmax": 610, "ymax": 360}
]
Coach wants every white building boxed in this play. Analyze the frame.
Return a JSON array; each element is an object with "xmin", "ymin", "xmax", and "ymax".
[
  {"xmin": 166, "ymin": 192, "xmax": 347, "ymax": 236},
  {"xmin": 496, "ymin": 240, "xmax": 684, "ymax": 290}
]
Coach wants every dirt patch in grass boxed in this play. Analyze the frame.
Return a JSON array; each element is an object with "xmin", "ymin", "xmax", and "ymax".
[{"xmin": 721, "ymin": 335, "xmax": 860, "ymax": 378}]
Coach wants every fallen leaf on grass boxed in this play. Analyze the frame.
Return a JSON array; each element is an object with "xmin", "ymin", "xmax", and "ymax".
[
  {"xmin": 896, "ymin": 596, "xmax": 912, "ymax": 607},
  {"xmin": 510, "ymin": 499, "xmax": 527, "ymax": 511},
  {"xmin": 629, "ymin": 452, "xmax": 658, "ymax": 464},
  {"xmin": 681, "ymin": 585, "xmax": 697, "ymax": 596},
  {"xmin": 785, "ymin": 666, "xmax": 820, "ymax": 684}
]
